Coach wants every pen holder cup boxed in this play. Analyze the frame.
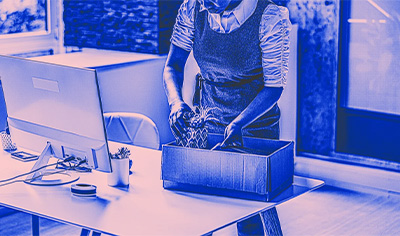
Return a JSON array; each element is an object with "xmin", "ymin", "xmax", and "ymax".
[
  {"xmin": 108, "ymin": 158, "xmax": 130, "ymax": 187},
  {"xmin": 0, "ymin": 131, "xmax": 17, "ymax": 151}
]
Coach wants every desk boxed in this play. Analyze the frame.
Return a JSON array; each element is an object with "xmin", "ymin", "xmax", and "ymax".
[{"xmin": 0, "ymin": 144, "xmax": 323, "ymax": 235}]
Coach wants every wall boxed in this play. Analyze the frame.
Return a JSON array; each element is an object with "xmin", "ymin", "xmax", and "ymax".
[
  {"xmin": 63, "ymin": 0, "xmax": 181, "ymax": 54},
  {"xmin": 63, "ymin": 0, "xmax": 341, "ymax": 156},
  {"xmin": 288, "ymin": 0, "xmax": 340, "ymax": 156}
]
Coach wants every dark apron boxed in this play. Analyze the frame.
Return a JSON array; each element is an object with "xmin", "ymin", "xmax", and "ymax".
[
  {"xmin": 192, "ymin": 0, "xmax": 280, "ymax": 140},
  {"xmin": 193, "ymin": 73, "xmax": 280, "ymax": 139}
]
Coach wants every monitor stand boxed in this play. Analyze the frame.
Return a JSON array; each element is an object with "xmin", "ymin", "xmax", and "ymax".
[{"xmin": 24, "ymin": 142, "xmax": 80, "ymax": 186}]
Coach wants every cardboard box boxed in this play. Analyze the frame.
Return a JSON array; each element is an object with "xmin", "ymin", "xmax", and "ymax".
[{"xmin": 161, "ymin": 133, "xmax": 294, "ymax": 202}]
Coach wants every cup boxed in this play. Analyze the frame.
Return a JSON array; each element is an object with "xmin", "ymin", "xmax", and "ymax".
[
  {"xmin": 107, "ymin": 158, "xmax": 130, "ymax": 187},
  {"xmin": 0, "ymin": 131, "xmax": 17, "ymax": 151}
]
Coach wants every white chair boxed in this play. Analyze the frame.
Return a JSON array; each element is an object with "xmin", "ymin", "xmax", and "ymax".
[{"xmin": 103, "ymin": 112, "xmax": 160, "ymax": 150}]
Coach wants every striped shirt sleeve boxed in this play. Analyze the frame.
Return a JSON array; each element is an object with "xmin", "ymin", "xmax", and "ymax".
[
  {"xmin": 170, "ymin": 0, "xmax": 196, "ymax": 52},
  {"xmin": 259, "ymin": 4, "xmax": 292, "ymax": 88}
]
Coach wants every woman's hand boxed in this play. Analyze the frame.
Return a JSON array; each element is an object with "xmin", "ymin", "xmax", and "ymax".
[
  {"xmin": 169, "ymin": 101, "xmax": 194, "ymax": 137},
  {"xmin": 219, "ymin": 87, "xmax": 283, "ymax": 147},
  {"xmin": 221, "ymin": 122, "xmax": 243, "ymax": 148}
]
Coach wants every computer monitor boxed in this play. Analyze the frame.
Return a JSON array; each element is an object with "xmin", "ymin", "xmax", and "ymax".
[{"xmin": 0, "ymin": 55, "xmax": 112, "ymax": 184}]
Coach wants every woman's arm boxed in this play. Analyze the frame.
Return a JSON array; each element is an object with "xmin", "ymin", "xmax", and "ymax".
[
  {"xmin": 221, "ymin": 4, "xmax": 291, "ymax": 147},
  {"xmin": 163, "ymin": 44, "xmax": 190, "ymax": 106},
  {"xmin": 163, "ymin": 0, "xmax": 196, "ymax": 135},
  {"xmin": 163, "ymin": 44, "xmax": 192, "ymax": 135}
]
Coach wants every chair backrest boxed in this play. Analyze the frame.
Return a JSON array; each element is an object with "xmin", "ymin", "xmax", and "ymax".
[{"xmin": 104, "ymin": 112, "xmax": 160, "ymax": 150}]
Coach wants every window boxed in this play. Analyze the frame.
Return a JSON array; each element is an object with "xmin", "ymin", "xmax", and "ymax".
[
  {"xmin": 337, "ymin": 0, "xmax": 400, "ymax": 164},
  {"xmin": 0, "ymin": 0, "xmax": 62, "ymax": 56},
  {"xmin": 0, "ymin": 0, "xmax": 49, "ymax": 38}
]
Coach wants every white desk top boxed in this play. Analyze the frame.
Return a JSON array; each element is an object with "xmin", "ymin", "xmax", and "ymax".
[
  {"xmin": 0, "ymin": 144, "xmax": 323, "ymax": 235},
  {"xmin": 32, "ymin": 49, "xmax": 165, "ymax": 69}
]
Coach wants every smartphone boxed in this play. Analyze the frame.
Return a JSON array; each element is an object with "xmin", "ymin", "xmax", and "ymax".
[{"xmin": 11, "ymin": 151, "xmax": 39, "ymax": 162}]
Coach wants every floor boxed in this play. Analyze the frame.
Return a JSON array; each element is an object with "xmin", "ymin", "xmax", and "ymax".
[
  {"xmin": 0, "ymin": 209, "xmax": 81, "ymax": 236},
  {"xmin": 0, "ymin": 185, "xmax": 399, "ymax": 236},
  {"xmin": 277, "ymin": 186, "xmax": 400, "ymax": 236}
]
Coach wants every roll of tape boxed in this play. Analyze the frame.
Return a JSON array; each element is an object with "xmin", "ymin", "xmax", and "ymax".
[{"xmin": 71, "ymin": 183, "xmax": 97, "ymax": 197}]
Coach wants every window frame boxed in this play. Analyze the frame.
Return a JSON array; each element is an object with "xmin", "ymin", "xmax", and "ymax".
[
  {"xmin": 336, "ymin": 0, "xmax": 400, "ymax": 166},
  {"xmin": 0, "ymin": 0, "xmax": 63, "ymax": 56}
]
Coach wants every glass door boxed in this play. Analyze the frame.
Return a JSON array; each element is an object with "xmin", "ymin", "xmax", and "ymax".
[{"xmin": 337, "ymin": 0, "xmax": 400, "ymax": 163}]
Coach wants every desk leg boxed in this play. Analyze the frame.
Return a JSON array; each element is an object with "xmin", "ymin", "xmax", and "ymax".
[
  {"xmin": 81, "ymin": 229, "xmax": 101, "ymax": 236},
  {"xmin": 32, "ymin": 215, "xmax": 40, "ymax": 236},
  {"xmin": 260, "ymin": 207, "xmax": 283, "ymax": 236},
  {"xmin": 80, "ymin": 229, "xmax": 90, "ymax": 236}
]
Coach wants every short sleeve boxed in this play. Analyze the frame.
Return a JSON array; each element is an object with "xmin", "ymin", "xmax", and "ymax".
[
  {"xmin": 259, "ymin": 4, "xmax": 292, "ymax": 88},
  {"xmin": 170, "ymin": 0, "xmax": 196, "ymax": 52}
]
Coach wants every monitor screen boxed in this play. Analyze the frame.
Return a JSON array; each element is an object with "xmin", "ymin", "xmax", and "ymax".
[{"xmin": 0, "ymin": 55, "xmax": 112, "ymax": 173}]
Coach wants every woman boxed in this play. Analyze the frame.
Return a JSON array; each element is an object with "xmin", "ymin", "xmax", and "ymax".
[
  {"xmin": 164, "ymin": 0, "xmax": 291, "ymax": 148},
  {"xmin": 163, "ymin": 0, "xmax": 291, "ymax": 233}
]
